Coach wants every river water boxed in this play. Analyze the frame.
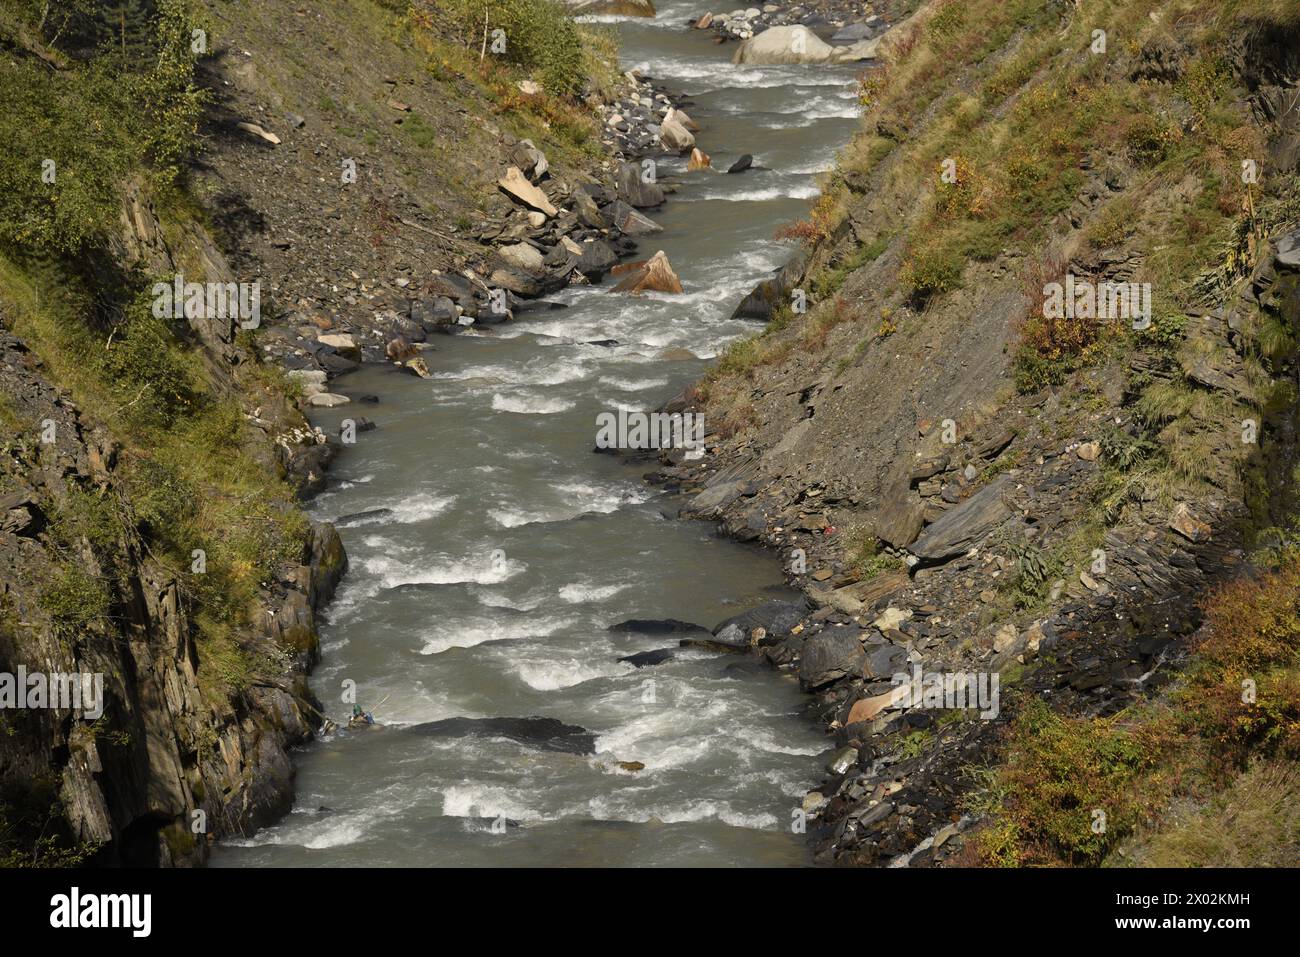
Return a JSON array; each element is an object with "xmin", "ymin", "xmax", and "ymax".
[{"xmin": 213, "ymin": 4, "xmax": 861, "ymax": 867}]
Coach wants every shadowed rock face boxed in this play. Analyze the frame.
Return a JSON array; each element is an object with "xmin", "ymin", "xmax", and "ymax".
[
  {"xmin": 407, "ymin": 717, "xmax": 598, "ymax": 755},
  {"xmin": 0, "ymin": 329, "xmax": 343, "ymax": 866}
]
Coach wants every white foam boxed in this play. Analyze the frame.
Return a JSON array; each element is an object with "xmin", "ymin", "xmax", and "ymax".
[
  {"xmin": 557, "ymin": 581, "xmax": 630, "ymax": 603},
  {"xmin": 684, "ymin": 185, "xmax": 822, "ymax": 202},
  {"xmin": 359, "ymin": 550, "xmax": 526, "ymax": 598},
  {"xmin": 597, "ymin": 375, "xmax": 669, "ymax": 391},
  {"xmin": 417, "ymin": 612, "xmax": 576, "ymax": 655},
  {"xmin": 441, "ymin": 784, "xmax": 544, "ymax": 822},
  {"xmin": 514, "ymin": 657, "xmax": 632, "ymax": 691},
  {"xmin": 488, "ymin": 481, "xmax": 651, "ymax": 528},
  {"xmin": 491, "ymin": 393, "xmax": 576, "ymax": 414}
]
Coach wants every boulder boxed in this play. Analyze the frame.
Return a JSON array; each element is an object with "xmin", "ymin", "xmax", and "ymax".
[
  {"xmin": 732, "ymin": 25, "xmax": 835, "ymax": 64},
  {"xmin": 609, "ymin": 250, "xmax": 683, "ymax": 295},
  {"xmin": 827, "ymin": 746, "xmax": 858, "ymax": 775},
  {"xmin": 909, "ymin": 476, "xmax": 1015, "ymax": 563},
  {"xmin": 876, "ymin": 484, "xmax": 925, "ymax": 549},
  {"xmin": 615, "ymin": 162, "xmax": 665, "ymax": 208},
  {"xmin": 831, "ymin": 22, "xmax": 876, "ymax": 43},
  {"xmin": 726, "ymin": 154, "xmax": 753, "ymax": 174},
  {"xmin": 496, "ymin": 242, "xmax": 546, "ymax": 274},
  {"xmin": 687, "ymin": 147, "xmax": 711, "ymax": 171},
  {"xmin": 509, "ymin": 139, "xmax": 549, "ymax": 182},
  {"xmin": 317, "ymin": 333, "xmax": 360, "ymax": 361},
  {"xmin": 498, "ymin": 166, "xmax": 558, "ymax": 217},
  {"xmin": 846, "ymin": 686, "xmax": 908, "ymax": 725},
  {"xmin": 574, "ymin": 239, "xmax": 619, "ymax": 279},
  {"xmin": 404, "ymin": 357, "xmax": 431, "ymax": 378},
  {"xmin": 411, "ymin": 296, "xmax": 459, "ymax": 332},
  {"xmin": 812, "ymin": 571, "xmax": 909, "ymax": 616},
  {"xmin": 617, "ymin": 648, "xmax": 676, "ymax": 668},
  {"xmin": 673, "ymin": 109, "xmax": 701, "ymax": 132},
  {"xmin": 607, "ymin": 618, "xmax": 711, "ymax": 636},
  {"xmin": 799, "ymin": 629, "xmax": 866, "ymax": 689},
  {"xmin": 713, "ymin": 600, "xmax": 806, "ymax": 643},
  {"xmin": 488, "ymin": 264, "xmax": 566, "ymax": 297},
  {"xmin": 683, "ymin": 622, "xmax": 750, "ymax": 651},
  {"xmin": 732, "ymin": 23, "xmax": 886, "ymax": 64},
  {"xmin": 659, "ymin": 109, "xmax": 695, "ymax": 153},
  {"xmin": 1276, "ymin": 228, "xmax": 1300, "ymax": 270},
  {"xmin": 306, "ymin": 392, "xmax": 349, "ymax": 408},
  {"xmin": 730, "ymin": 249, "xmax": 807, "ymax": 321},
  {"xmin": 385, "ymin": 337, "xmax": 419, "ymax": 362},
  {"xmin": 286, "ymin": 369, "xmax": 328, "ymax": 396},
  {"xmin": 606, "ymin": 199, "xmax": 663, "ymax": 235},
  {"xmin": 573, "ymin": 190, "xmax": 607, "ymax": 229},
  {"xmin": 1170, "ymin": 503, "xmax": 1211, "ymax": 542}
]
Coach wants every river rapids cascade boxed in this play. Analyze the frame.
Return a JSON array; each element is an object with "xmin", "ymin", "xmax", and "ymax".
[{"xmin": 213, "ymin": 2, "xmax": 864, "ymax": 867}]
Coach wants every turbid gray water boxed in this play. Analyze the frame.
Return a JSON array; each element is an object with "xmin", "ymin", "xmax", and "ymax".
[{"xmin": 212, "ymin": 5, "xmax": 862, "ymax": 867}]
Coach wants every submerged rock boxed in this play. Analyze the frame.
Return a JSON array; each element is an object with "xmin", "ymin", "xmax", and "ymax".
[
  {"xmin": 408, "ymin": 716, "xmax": 597, "ymax": 755},
  {"xmin": 726, "ymin": 154, "xmax": 753, "ymax": 174},
  {"xmin": 617, "ymin": 648, "xmax": 677, "ymax": 667}
]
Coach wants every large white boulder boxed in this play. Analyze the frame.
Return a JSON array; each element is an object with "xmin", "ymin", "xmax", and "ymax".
[
  {"xmin": 732, "ymin": 25, "xmax": 834, "ymax": 64},
  {"xmin": 732, "ymin": 24, "xmax": 886, "ymax": 64}
]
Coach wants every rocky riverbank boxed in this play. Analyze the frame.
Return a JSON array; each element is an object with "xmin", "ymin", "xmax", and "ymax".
[
  {"xmin": 246, "ymin": 69, "xmax": 709, "ymax": 438},
  {"xmin": 643, "ymin": 0, "xmax": 1300, "ymax": 866}
]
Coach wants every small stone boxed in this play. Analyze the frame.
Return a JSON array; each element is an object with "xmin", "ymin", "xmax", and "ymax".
[
  {"xmin": 1077, "ymin": 441, "xmax": 1101, "ymax": 461},
  {"xmin": 306, "ymin": 392, "xmax": 349, "ymax": 408},
  {"xmin": 827, "ymin": 746, "xmax": 858, "ymax": 775},
  {"xmin": 871, "ymin": 606, "xmax": 911, "ymax": 631},
  {"xmin": 993, "ymin": 623, "xmax": 1018, "ymax": 653},
  {"xmin": 1170, "ymin": 503, "xmax": 1211, "ymax": 542}
]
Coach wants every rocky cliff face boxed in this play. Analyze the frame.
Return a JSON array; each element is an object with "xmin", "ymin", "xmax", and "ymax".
[
  {"xmin": 0, "ymin": 175, "xmax": 346, "ymax": 865},
  {"xmin": 662, "ymin": 0, "xmax": 1300, "ymax": 864}
]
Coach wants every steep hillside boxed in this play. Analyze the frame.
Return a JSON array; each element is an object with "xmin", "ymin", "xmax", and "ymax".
[
  {"xmin": 668, "ymin": 0, "xmax": 1300, "ymax": 864},
  {"xmin": 0, "ymin": 0, "xmax": 640, "ymax": 865}
]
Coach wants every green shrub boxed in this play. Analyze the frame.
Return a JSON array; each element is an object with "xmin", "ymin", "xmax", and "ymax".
[
  {"xmin": 900, "ymin": 241, "xmax": 964, "ymax": 299},
  {"xmin": 0, "ymin": 0, "xmax": 206, "ymax": 256},
  {"xmin": 442, "ymin": 0, "xmax": 586, "ymax": 97},
  {"xmin": 972, "ymin": 699, "xmax": 1162, "ymax": 866},
  {"xmin": 39, "ymin": 566, "xmax": 111, "ymax": 628}
]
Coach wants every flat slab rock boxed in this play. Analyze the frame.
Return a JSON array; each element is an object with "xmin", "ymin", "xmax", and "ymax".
[{"xmin": 909, "ymin": 475, "xmax": 1016, "ymax": 563}]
